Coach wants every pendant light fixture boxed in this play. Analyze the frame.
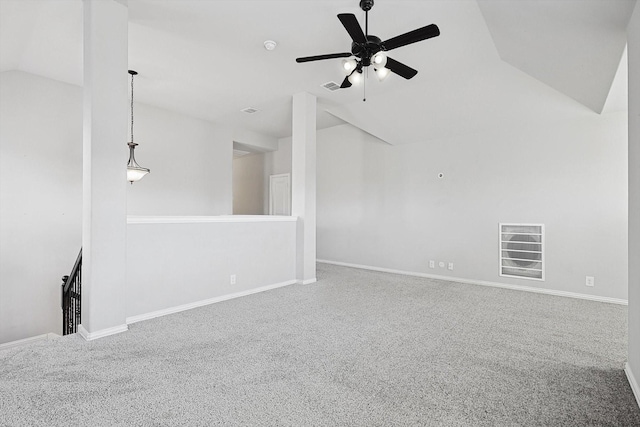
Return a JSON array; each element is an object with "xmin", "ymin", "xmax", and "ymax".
[{"xmin": 126, "ymin": 70, "xmax": 150, "ymax": 184}]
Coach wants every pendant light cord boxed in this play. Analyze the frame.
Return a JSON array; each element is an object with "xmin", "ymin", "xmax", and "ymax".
[
  {"xmin": 130, "ymin": 72, "xmax": 134, "ymax": 143},
  {"xmin": 363, "ymin": 68, "xmax": 367, "ymax": 102},
  {"xmin": 364, "ymin": 10, "xmax": 368, "ymax": 102}
]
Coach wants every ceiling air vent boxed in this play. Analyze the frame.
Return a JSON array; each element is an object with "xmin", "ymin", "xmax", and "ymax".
[
  {"xmin": 321, "ymin": 81, "xmax": 341, "ymax": 92},
  {"xmin": 241, "ymin": 107, "xmax": 259, "ymax": 114},
  {"xmin": 233, "ymin": 149, "xmax": 251, "ymax": 158},
  {"xmin": 500, "ymin": 223, "xmax": 544, "ymax": 281}
]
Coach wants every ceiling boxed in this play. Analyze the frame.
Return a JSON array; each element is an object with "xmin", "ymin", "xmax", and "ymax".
[
  {"xmin": 0, "ymin": 0, "xmax": 635, "ymax": 146},
  {"xmin": 478, "ymin": 0, "xmax": 634, "ymax": 114}
]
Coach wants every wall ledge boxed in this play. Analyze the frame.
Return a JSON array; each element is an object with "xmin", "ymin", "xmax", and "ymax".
[
  {"xmin": 127, "ymin": 215, "xmax": 297, "ymax": 224},
  {"xmin": 317, "ymin": 259, "xmax": 628, "ymax": 305}
]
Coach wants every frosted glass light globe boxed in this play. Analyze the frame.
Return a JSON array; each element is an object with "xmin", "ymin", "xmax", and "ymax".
[
  {"xmin": 127, "ymin": 166, "xmax": 150, "ymax": 183},
  {"xmin": 372, "ymin": 52, "xmax": 387, "ymax": 67},
  {"xmin": 342, "ymin": 58, "xmax": 357, "ymax": 74},
  {"xmin": 348, "ymin": 71, "xmax": 363, "ymax": 85},
  {"xmin": 375, "ymin": 67, "xmax": 390, "ymax": 81}
]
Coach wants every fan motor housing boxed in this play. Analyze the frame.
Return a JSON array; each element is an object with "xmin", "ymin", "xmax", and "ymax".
[{"xmin": 351, "ymin": 35, "xmax": 383, "ymax": 65}]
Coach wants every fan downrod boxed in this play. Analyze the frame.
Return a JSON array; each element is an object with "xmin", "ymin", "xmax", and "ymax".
[{"xmin": 359, "ymin": 0, "xmax": 374, "ymax": 12}]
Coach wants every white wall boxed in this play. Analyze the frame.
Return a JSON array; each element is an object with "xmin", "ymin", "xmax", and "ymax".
[
  {"xmin": 316, "ymin": 116, "xmax": 628, "ymax": 300},
  {"xmin": 0, "ymin": 71, "xmax": 237, "ymax": 343},
  {"xmin": 125, "ymin": 216, "xmax": 296, "ymax": 319},
  {"xmin": 233, "ymin": 128, "xmax": 278, "ymax": 152},
  {"xmin": 126, "ymin": 103, "xmax": 232, "ymax": 216},
  {"xmin": 263, "ymin": 138, "xmax": 292, "ymax": 213},
  {"xmin": 627, "ymin": 1, "xmax": 640, "ymax": 395},
  {"xmin": 233, "ymin": 153, "xmax": 265, "ymax": 215},
  {"xmin": 0, "ymin": 71, "xmax": 82, "ymax": 343}
]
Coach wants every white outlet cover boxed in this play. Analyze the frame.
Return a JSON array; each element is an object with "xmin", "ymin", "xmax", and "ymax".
[
  {"xmin": 586, "ymin": 276, "xmax": 595, "ymax": 287},
  {"xmin": 448, "ymin": 262, "xmax": 454, "ymax": 270},
  {"xmin": 429, "ymin": 260, "xmax": 435, "ymax": 268}
]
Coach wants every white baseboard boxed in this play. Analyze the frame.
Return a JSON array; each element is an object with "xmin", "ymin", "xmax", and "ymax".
[
  {"xmin": 126, "ymin": 279, "xmax": 297, "ymax": 325},
  {"xmin": 298, "ymin": 278, "xmax": 317, "ymax": 285},
  {"xmin": 625, "ymin": 363, "xmax": 640, "ymax": 409},
  {"xmin": 0, "ymin": 332, "xmax": 60, "ymax": 351},
  {"xmin": 78, "ymin": 324, "xmax": 128, "ymax": 341},
  {"xmin": 317, "ymin": 259, "xmax": 628, "ymax": 305}
]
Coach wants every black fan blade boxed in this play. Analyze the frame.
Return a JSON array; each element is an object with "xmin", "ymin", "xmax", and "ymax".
[
  {"xmin": 338, "ymin": 13, "xmax": 366, "ymax": 44},
  {"xmin": 382, "ymin": 24, "xmax": 440, "ymax": 51},
  {"xmin": 385, "ymin": 57, "xmax": 418, "ymax": 79},
  {"xmin": 340, "ymin": 76, "xmax": 352, "ymax": 89},
  {"xmin": 296, "ymin": 52, "xmax": 352, "ymax": 63}
]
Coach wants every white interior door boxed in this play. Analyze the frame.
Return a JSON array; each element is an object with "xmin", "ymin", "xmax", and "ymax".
[{"xmin": 269, "ymin": 173, "xmax": 291, "ymax": 215}]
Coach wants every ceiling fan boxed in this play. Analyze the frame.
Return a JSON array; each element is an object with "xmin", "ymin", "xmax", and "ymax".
[{"xmin": 296, "ymin": 0, "xmax": 440, "ymax": 93}]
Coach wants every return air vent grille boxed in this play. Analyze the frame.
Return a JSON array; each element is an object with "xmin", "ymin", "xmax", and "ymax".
[
  {"xmin": 233, "ymin": 149, "xmax": 251, "ymax": 158},
  {"xmin": 321, "ymin": 81, "xmax": 341, "ymax": 92},
  {"xmin": 500, "ymin": 223, "xmax": 544, "ymax": 281}
]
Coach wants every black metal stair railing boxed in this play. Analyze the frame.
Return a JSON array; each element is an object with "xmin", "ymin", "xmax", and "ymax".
[{"xmin": 61, "ymin": 248, "xmax": 82, "ymax": 336}]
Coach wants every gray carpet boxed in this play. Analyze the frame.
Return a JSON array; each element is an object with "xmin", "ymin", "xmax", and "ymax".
[{"xmin": 1, "ymin": 263, "xmax": 639, "ymax": 426}]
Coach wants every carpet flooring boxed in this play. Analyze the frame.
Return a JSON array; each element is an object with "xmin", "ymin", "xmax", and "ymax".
[{"xmin": 1, "ymin": 263, "xmax": 639, "ymax": 426}]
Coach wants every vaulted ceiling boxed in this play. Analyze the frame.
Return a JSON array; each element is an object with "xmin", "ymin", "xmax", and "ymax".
[{"xmin": 0, "ymin": 0, "xmax": 635, "ymax": 145}]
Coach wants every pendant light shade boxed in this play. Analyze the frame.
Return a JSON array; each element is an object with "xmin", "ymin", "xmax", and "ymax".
[
  {"xmin": 127, "ymin": 142, "xmax": 149, "ymax": 182},
  {"xmin": 127, "ymin": 70, "xmax": 149, "ymax": 184}
]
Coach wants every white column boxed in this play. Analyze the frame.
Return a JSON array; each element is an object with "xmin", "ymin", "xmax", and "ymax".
[
  {"xmin": 627, "ymin": 2, "xmax": 640, "ymax": 398},
  {"xmin": 80, "ymin": 0, "xmax": 128, "ymax": 339},
  {"xmin": 291, "ymin": 92, "xmax": 317, "ymax": 284}
]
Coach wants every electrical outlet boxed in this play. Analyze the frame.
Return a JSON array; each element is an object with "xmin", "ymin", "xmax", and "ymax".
[
  {"xmin": 438, "ymin": 261, "xmax": 445, "ymax": 268},
  {"xmin": 448, "ymin": 262, "xmax": 454, "ymax": 271},
  {"xmin": 230, "ymin": 274, "xmax": 236, "ymax": 285},
  {"xmin": 586, "ymin": 276, "xmax": 595, "ymax": 287},
  {"xmin": 429, "ymin": 260, "xmax": 435, "ymax": 268}
]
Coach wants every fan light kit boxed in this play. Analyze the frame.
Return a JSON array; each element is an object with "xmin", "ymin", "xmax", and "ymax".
[
  {"xmin": 126, "ymin": 70, "xmax": 150, "ymax": 184},
  {"xmin": 296, "ymin": 0, "xmax": 440, "ymax": 101}
]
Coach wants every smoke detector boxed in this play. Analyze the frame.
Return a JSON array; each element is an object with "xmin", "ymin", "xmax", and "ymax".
[{"xmin": 264, "ymin": 40, "xmax": 277, "ymax": 51}]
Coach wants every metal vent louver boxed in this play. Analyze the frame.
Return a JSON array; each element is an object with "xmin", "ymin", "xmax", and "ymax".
[
  {"xmin": 500, "ymin": 223, "xmax": 544, "ymax": 281},
  {"xmin": 233, "ymin": 149, "xmax": 251, "ymax": 158},
  {"xmin": 321, "ymin": 81, "xmax": 341, "ymax": 92}
]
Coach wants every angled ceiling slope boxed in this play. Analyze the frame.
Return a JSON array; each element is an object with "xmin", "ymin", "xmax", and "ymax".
[
  {"xmin": 478, "ymin": 0, "xmax": 635, "ymax": 113},
  {"xmin": 1, "ymin": 0, "xmax": 634, "ymax": 143}
]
